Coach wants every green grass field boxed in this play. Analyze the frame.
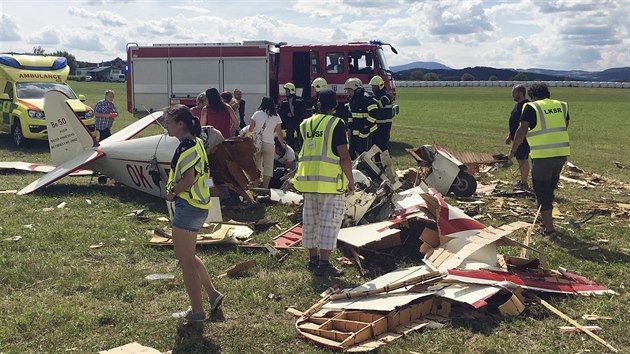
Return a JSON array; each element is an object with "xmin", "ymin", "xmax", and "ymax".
[{"xmin": 0, "ymin": 84, "xmax": 628, "ymax": 353}]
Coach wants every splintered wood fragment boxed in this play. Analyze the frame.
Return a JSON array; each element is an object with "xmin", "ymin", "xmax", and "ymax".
[
  {"xmin": 218, "ymin": 259, "xmax": 256, "ymax": 278},
  {"xmin": 349, "ymin": 247, "xmax": 366, "ymax": 275},
  {"xmin": 153, "ymin": 228, "xmax": 171, "ymax": 239},
  {"xmin": 285, "ymin": 306, "xmax": 303, "ymax": 317},
  {"xmin": 328, "ymin": 271, "xmax": 445, "ymax": 301},
  {"xmin": 583, "ymin": 314, "xmax": 613, "ymax": 321},
  {"xmin": 560, "ymin": 175, "xmax": 593, "ymax": 187},
  {"xmin": 560, "ymin": 325, "xmax": 602, "ymax": 333},
  {"xmin": 530, "ymin": 294, "xmax": 618, "ymax": 353},
  {"xmin": 520, "ymin": 205, "xmax": 541, "ymax": 259}
]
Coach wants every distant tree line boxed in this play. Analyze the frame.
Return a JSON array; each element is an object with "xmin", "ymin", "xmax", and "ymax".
[
  {"xmin": 395, "ymin": 66, "xmax": 559, "ymax": 81},
  {"xmin": 32, "ymin": 46, "xmax": 78, "ymax": 75},
  {"xmin": 30, "ymin": 46, "xmax": 125, "ymax": 76}
]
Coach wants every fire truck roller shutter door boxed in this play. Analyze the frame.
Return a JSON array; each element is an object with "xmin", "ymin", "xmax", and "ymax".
[{"xmin": 223, "ymin": 57, "xmax": 269, "ymax": 122}]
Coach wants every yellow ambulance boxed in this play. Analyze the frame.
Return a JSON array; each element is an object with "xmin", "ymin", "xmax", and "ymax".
[{"xmin": 0, "ymin": 54, "xmax": 95, "ymax": 147}]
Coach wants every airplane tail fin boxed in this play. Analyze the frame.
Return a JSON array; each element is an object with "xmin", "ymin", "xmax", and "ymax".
[{"xmin": 44, "ymin": 90, "xmax": 98, "ymax": 165}]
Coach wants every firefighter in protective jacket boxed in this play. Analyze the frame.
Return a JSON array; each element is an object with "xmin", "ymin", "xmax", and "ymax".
[
  {"xmin": 369, "ymin": 75, "xmax": 394, "ymax": 153},
  {"xmin": 309, "ymin": 77, "xmax": 329, "ymax": 114},
  {"xmin": 279, "ymin": 82, "xmax": 306, "ymax": 151},
  {"xmin": 345, "ymin": 78, "xmax": 378, "ymax": 159}
]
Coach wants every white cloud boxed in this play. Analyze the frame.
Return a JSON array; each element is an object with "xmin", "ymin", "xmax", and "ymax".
[
  {"xmin": 133, "ymin": 16, "xmax": 194, "ymax": 39},
  {"xmin": 64, "ymin": 34, "xmax": 107, "ymax": 51},
  {"xmin": 95, "ymin": 11, "xmax": 127, "ymax": 26},
  {"xmin": 170, "ymin": 5, "xmax": 211, "ymax": 14},
  {"xmin": 0, "ymin": 14, "xmax": 22, "ymax": 41},
  {"xmin": 68, "ymin": 6, "xmax": 126, "ymax": 26},
  {"xmin": 28, "ymin": 27, "xmax": 62, "ymax": 45},
  {"xmin": 1, "ymin": 0, "xmax": 627, "ymax": 70}
]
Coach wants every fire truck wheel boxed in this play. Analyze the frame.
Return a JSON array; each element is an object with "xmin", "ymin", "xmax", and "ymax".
[
  {"xmin": 11, "ymin": 119, "xmax": 28, "ymax": 148},
  {"xmin": 450, "ymin": 171, "xmax": 477, "ymax": 197}
]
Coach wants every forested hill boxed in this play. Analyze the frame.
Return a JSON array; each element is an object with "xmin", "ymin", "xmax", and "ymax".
[{"xmin": 393, "ymin": 65, "xmax": 630, "ymax": 82}]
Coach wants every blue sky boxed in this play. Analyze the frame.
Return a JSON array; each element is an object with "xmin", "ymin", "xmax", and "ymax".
[{"xmin": 1, "ymin": 0, "xmax": 628, "ymax": 71}]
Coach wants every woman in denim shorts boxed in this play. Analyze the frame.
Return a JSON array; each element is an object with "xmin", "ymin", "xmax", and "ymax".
[{"xmin": 164, "ymin": 105, "xmax": 224, "ymax": 323}]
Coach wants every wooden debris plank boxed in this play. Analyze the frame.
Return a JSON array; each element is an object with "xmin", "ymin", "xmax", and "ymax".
[{"xmin": 530, "ymin": 294, "xmax": 618, "ymax": 353}]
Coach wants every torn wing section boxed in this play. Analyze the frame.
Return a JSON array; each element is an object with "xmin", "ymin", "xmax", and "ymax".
[
  {"xmin": 17, "ymin": 150, "xmax": 104, "ymax": 195},
  {"xmin": 100, "ymin": 111, "xmax": 164, "ymax": 144}
]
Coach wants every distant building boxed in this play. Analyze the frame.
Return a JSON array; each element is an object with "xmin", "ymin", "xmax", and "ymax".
[{"xmin": 76, "ymin": 58, "xmax": 127, "ymax": 82}]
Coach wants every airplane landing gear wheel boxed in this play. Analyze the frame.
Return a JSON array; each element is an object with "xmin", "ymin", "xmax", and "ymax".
[
  {"xmin": 450, "ymin": 171, "xmax": 477, "ymax": 197},
  {"xmin": 97, "ymin": 175, "xmax": 108, "ymax": 184}
]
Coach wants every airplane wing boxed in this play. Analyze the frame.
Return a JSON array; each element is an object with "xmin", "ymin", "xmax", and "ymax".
[
  {"xmin": 17, "ymin": 150, "xmax": 104, "ymax": 195},
  {"xmin": 100, "ymin": 112, "xmax": 164, "ymax": 144},
  {"xmin": 0, "ymin": 161, "xmax": 93, "ymax": 176}
]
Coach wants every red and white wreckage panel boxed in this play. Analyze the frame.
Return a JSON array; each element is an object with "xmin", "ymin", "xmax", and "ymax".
[{"xmin": 295, "ymin": 184, "xmax": 617, "ymax": 352}]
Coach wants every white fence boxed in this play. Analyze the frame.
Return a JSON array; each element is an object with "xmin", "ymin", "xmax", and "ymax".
[{"xmin": 396, "ymin": 81, "xmax": 630, "ymax": 89}]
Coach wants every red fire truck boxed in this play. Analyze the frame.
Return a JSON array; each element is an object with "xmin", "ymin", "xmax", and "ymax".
[{"xmin": 126, "ymin": 40, "xmax": 398, "ymax": 119}]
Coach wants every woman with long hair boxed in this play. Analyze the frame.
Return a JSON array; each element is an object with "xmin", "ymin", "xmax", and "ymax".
[
  {"xmin": 202, "ymin": 88, "xmax": 239, "ymax": 138},
  {"xmin": 165, "ymin": 105, "xmax": 224, "ymax": 322},
  {"xmin": 248, "ymin": 96, "xmax": 286, "ymax": 188}
]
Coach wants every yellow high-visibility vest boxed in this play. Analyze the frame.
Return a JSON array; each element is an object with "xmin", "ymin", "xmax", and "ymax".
[
  {"xmin": 166, "ymin": 137, "xmax": 212, "ymax": 209},
  {"xmin": 523, "ymin": 98, "xmax": 570, "ymax": 159},
  {"xmin": 293, "ymin": 114, "xmax": 347, "ymax": 194}
]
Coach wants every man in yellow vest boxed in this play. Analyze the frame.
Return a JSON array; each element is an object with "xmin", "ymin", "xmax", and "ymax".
[
  {"xmin": 293, "ymin": 89, "xmax": 355, "ymax": 277},
  {"xmin": 509, "ymin": 82, "xmax": 570, "ymax": 237}
]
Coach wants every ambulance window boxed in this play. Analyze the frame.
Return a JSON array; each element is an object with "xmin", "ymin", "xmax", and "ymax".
[
  {"xmin": 3, "ymin": 82, "xmax": 13, "ymax": 100},
  {"xmin": 325, "ymin": 52, "xmax": 344, "ymax": 74},
  {"xmin": 16, "ymin": 82, "xmax": 76, "ymax": 100}
]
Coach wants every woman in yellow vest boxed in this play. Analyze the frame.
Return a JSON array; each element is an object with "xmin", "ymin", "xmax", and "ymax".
[
  {"xmin": 164, "ymin": 105, "xmax": 224, "ymax": 322},
  {"xmin": 293, "ymin": 89, "xmax": 355, "ymax": 277}
]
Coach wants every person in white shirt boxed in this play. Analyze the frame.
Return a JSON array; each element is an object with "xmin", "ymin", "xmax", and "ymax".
[
  {"xmin": 274, "ymin": 137, "xmax": 295, "ymax": 170},
  {"xmin": 248, "ymin": 97, "xmax": 286, "ymax": 188}
]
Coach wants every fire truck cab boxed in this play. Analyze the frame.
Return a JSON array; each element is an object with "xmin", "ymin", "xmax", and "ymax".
[
  {"xmin": 126, "ymin": 40, "xmax": 398, "ymax": 120},
  {"xmin": 277, "ymin": 40, "xmax": 398, "ymax": 105}
]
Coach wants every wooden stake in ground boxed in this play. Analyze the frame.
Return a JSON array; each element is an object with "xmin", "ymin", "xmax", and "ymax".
[
  {"xmin": 520, "ymin": 205, "xmax": 542, "ymax": 259},
  {"xmin": 530, "ymin": 294, "xmax": 618, "ymax": 353}
]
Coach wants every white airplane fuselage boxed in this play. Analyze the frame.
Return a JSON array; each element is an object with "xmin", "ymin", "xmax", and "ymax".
[{"xmin": 94, "ymin": 134, "xmax": 180, "ymax": 198}]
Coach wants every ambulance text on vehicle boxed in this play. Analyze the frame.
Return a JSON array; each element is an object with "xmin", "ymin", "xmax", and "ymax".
[
  {"xmin": 0, "ymin": 54, "xmax": 96, "ymax": 147},
  {"xmin": 126, "ymin": 40, "xmax": 398, "ymax": 119}
]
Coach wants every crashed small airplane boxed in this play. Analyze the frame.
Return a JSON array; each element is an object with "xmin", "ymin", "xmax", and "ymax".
[
  {"xmin": 18, "ymin": 90, "xmax": 256, "ymax": 202},
  {"xmin": 293, "ymin": 188, "xmax": 618, "ymax": 352}
]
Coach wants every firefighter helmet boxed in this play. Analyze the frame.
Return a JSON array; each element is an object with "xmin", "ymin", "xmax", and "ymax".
[
  {"xmin": 283, "ymin": 82, "xmax": 296, "ymax": 94},
  {"xmin": 311, "ymin": 77, "xmax": 328, "ymax": 93},
  {"xmin": 369, "ymin": 75, "xmax": 385, "ymax": 90},
  {"xmin": 344, "ymin": 77, "xmax": 363, "ymax": 91}
]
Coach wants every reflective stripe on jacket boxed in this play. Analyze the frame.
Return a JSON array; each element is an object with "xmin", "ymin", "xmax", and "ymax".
[
  {"xmin": 166, "ymin": 137, "xmax": 212, "ymax": 209},
  {"xmin": 524, "ymin": 98, "xmax": 570, "ymax": 159},
  {"xmin": 349, "ymin": 94, "xmax": 378, "ymax": 137},
  {"xmin": 293, "ymin": 114, "xmax": 347, "ymax": 194}
]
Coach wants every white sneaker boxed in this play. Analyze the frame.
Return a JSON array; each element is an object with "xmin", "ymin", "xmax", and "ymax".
[{"xmin": 172, "ymin": 307, "xmax": 206, "ymax": 322}]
